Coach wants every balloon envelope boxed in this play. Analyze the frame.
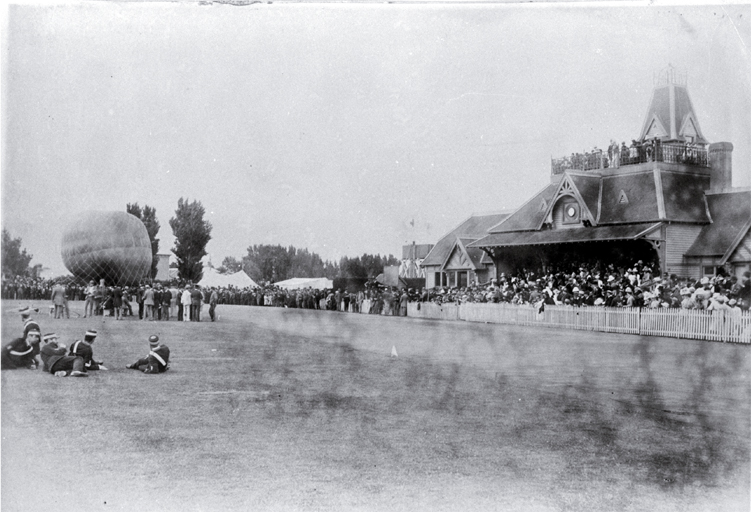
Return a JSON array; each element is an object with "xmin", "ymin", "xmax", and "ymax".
[{"xmin": 61, "ymin": 211, "xmax": 152, "ymax": 285}]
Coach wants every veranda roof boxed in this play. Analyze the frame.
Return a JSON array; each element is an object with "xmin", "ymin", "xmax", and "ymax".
[{"xmin": 468, "ymin": 222, "xmax": 662, "ymax": 249}]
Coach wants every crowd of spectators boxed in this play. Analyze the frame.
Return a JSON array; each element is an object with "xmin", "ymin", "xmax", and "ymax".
[
  {"xmin": 422, "ymin": 262, "xmax": 751, "ymax": 312},
  {"xmin": 4, "ymin": 263, "xmax": 749, "ymax": 321},
  {"xmin": 1, "ymin": 277, "xmax": 86, "ymax": 302},
  {"xmin": 553, "ymin": 139, "xmax": 708, "ymax": 174}
]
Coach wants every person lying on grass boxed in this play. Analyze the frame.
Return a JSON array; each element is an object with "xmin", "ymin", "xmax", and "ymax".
[
  {"xmin": 1, "ymin": 329, "xmax": 42, "ymax": 370},
  {"xmin": 69, "ymin": 330, "xmax": 108, "ymax": 372},
  {"xmin": 40, "ymin": 332, "xmax": 87, "ymax": 377},
  {"xmin": 126, "ymin": 335, "xmax": 170, "ymax": 374}
]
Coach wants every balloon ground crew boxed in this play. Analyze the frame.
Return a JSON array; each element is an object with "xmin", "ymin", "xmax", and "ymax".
[{"xmin": 126, "ymin": 335, "xmax": 170, "ymax": 374}]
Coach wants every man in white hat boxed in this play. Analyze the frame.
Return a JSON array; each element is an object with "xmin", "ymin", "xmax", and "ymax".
[
  {"xmin": 69, "ymin": 330, "xmax": 108, "ymax": 372},
  {"xmin": 126, "ymin": 335, "xmax": 170, "ymax": 374},
  {"xmin": 40, "ymin": 333, "xmax": 87, "ymax": 377},
  {"xmin": 680, "ymin": 288, "xmax": 695, "ymax": 309}
]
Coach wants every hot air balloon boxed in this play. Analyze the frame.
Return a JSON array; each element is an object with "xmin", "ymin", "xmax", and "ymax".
[{"xmin": 61, "ymin": 211, "xmax": 152, "ymax": 285}]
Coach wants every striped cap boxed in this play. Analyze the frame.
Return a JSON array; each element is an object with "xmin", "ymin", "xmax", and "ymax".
[
  {"xmin": 149, "ymin": 335, "xmax": 159, "ymax": 347},
  {"xmin": 19, "ymin": 306, "xmax": 30, "ymax": 316},
  {"xmin": 84, "ymin": 330, "xmax": 98, "ymax": 341},
  {"xmin": 43, "ymin": 333, "xmax": 58, "ymax": 342}
]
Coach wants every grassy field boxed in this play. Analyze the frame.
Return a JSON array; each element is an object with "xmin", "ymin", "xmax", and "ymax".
[{"xmin": 2, "ymin": 300, "xmax": 749, "ymax": 512}]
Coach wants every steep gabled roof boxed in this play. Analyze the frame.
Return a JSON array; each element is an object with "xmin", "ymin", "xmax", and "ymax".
[
  {"xmin": 442, "ymin": 238, "xmax": 486, "ymax": 271},
  {"xmin": 488, "ymin": 182, "xmax": 560, "ymax": 233},
  {"xmin": 568, "ymin": 173, "xmax": 601, "ymax": 221},
  {"xmin": 421, "ymin": 212, "xmax": 509, "ymax": 267},
  {"xmin": 638, "ymin": 83, "xmax": 707, "ymax": 144},
  {"xmin": 685, "ymin": 190, "xmax": 751, "ymax": 260},
  {"xmin": 469, "ymin": 222, "xmax": 663, "ymax": 249}
]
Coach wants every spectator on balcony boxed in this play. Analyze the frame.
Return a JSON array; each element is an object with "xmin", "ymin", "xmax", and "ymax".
[{"xmin": 608, "ymin": 140, "xmax": 620, "ymax": 168}]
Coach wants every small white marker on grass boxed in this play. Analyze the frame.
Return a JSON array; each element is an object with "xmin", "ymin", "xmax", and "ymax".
[{"xmin": 391, "ymin": 346, "xmax": 398, "ymax": 358}]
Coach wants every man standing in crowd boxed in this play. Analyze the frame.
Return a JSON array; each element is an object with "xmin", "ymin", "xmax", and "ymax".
[
  {"xmin": 399, "ymin": 288, "xmax": 409, "ymax": 316},
  {"xmin": 51, "ymin": 282, "xmax": 66, "ymax": 319},
  {"xmin": 153, "ymin": 284, "xmax": 162, "ymax": 321},
  {"xmin": 2, "ymin": 328, "xmax": 42, "ymax": 370},
  {"xmin": 40, "ymin": 332, "xmax": 87, "ymax": 377},
  {"xmin": 93, "ymin": 279, "xmax": 105, "ymax": 316},
  {"xmin": 69, "ymin": 330, "xmax": 108, "ymax": 372},
  {"xmin": 209, "ymin": 287, "xmax": 219, "ymax": 322},
  {"xmin": 143, "ymin": 285, "xmax": 154, "ymax": 321},
  {"xmin": 181, "ymin": 286, "xmax": 192, "ymax": 321},
  {"xmin": 191, "ymin": 285, "xmax": 202, "ymax": 322},
  {"xmin": 170, "ymin": 283, "xmax": 179, "ymax": 318},
  {"xmin": 126, "ymin": 335, "xmax": 170, "ymax": 374},
  {"xmin": 84, "ymin": 280, "xmax": 96, "ymax": 318},
  {"xmin": 161, "ymin": 285, "xmax": 172, "ymax": 321}
]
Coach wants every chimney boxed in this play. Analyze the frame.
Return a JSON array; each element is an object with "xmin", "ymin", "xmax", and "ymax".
[{"xmin": 708, "ymin": 142, "xmax": 733, "ymax": 193}]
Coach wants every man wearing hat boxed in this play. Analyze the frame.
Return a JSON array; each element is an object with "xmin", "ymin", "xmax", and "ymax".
[
  {"xmin": 126, "ymin": 335, "xmax": 170, "ymax": 374},
  {"xmin": 143, "ymin": 285, "xmax": 155, "ymax": 321},
  {"xmin": 20, "ymin": 306, "xmax": 41, "ymax": 338},
  {"xmin": 2, "ymin": 328, "xmax": 42, "ymax": 370},
  {"xmin": 40, "ymin": 333, "xmax": 87, "ymax": 377},
  {"xmin": 69, "ymin": 330, "xmax": 107, "ymax": 372}
]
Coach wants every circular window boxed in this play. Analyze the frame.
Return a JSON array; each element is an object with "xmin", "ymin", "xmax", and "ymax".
[{"xmin": 567, "ymin": 206, "xmax": 577, "ymax": 217}]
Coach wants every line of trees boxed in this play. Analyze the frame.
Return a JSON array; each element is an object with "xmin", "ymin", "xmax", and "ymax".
[
  {"xmin": 217, "ymin": 245, "xmax": 398, "ymax": 284},
  {"xmin": 127, "ymin": 198, "xmax": 213, "ymax": 283}
]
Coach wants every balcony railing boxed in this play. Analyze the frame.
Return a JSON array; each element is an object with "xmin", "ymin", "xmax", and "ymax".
[{"xmin": 552, "ymin": 142, "xmax": 709, "ymax": 175}]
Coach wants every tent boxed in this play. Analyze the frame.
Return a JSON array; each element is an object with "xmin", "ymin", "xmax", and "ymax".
[
  {"xmin": 274, "ymin": 277, "xmax": 333, "ymax": 290},
  {"xmin": 199, "ymin": 268, "xmax": 258, "ymax": 288}
]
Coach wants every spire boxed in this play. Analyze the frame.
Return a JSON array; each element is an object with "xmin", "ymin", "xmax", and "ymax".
[{"xmin": 638, "ymin": 65, "xmax": 707, "ymax": 144}]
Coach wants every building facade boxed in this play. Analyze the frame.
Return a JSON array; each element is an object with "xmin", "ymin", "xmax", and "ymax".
[
  {"xmin": 468, "ymin": 69, "xmax": 750, "ymax": 280},
  {"xmin": 420, "ymin": 212, "xmax": 509, "ymax": 289}
]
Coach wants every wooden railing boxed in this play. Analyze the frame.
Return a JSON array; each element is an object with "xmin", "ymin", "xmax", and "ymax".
[{"xmin": 407, "ymin": 302, "xmax": 751, "ymax": 344}]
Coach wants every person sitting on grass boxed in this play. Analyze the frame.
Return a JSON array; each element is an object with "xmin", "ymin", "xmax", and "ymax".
[
  {"xmin": 40, "ymin": 332, "xmax": 87, "ymax": 377},
  {"xmin": 126, "ymin": 335, "xmax": 170, "ymax": 374},
  {"xmin": 20, "ymin": 306, "xmax": 41, "ymax": 339},
  {"xmin": 1, "ymin": 328, "xmax": 42, "ymax": 370},
  {"xmin": 69, "ymin": 330, "xmax": 108, "ymax": 372}
]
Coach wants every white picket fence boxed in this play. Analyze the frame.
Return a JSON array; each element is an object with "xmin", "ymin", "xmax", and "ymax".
[{"xmin": 407, "ymin": 302, "xmax": 751, "ymax": 344}]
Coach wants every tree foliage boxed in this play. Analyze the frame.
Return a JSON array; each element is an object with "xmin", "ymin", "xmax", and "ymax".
[
  {"xmin": 339, "ymin": 253, "xmax": 399, "ymax": 279},
  {"xmin": 217, "ymin": 256, "xmax": 243, "ymax": 275},
  {"xmin": 126, "ymin": 202, "xmax": 161, "ymax": 278},
  {"xmin": 238, "ymin": 245, "xmax": 398, "ymax": 283},
  {"xmin": 169, "ymin": 198, "xmax": 212, "ymax": 283},
  {"xmin": 242, "ymin": 245, "xmax": 337, "ymax": 283},
  {"xmin": 2, "ymin": 229, "xmax": 33, "ymax": 277}
]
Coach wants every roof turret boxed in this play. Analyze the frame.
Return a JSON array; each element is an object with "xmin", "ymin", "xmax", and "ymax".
[{"xmin": 638, "ymin": 66, "xmax": 707, "ymax": 144}]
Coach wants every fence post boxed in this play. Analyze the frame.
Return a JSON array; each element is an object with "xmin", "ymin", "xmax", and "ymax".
[{"xmin": 638, "ymin": 308, "xmax": 642, "ymax": 336}]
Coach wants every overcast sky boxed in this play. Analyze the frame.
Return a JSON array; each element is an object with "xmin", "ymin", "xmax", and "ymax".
[{"xmin": 3, "ymin": 2, "xmax": 750, "ymax": 276}]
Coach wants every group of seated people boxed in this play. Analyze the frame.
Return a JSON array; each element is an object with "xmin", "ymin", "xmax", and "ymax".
[
  {"xmin": 423, "ymin": 263, "xmax": 751, "ymax": 312},
  {"xmin": 1, "ymin": 307, "xmax": 170, "ymax": 375}
]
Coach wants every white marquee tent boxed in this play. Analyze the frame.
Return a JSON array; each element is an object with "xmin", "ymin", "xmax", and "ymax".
[
  {"xmin": 274, "ymin": 277, "xmax": 333, "ymax": 290},
  {"xmin": 199, "ymin": 268, "xmax": 258, "ymax": 288}
]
